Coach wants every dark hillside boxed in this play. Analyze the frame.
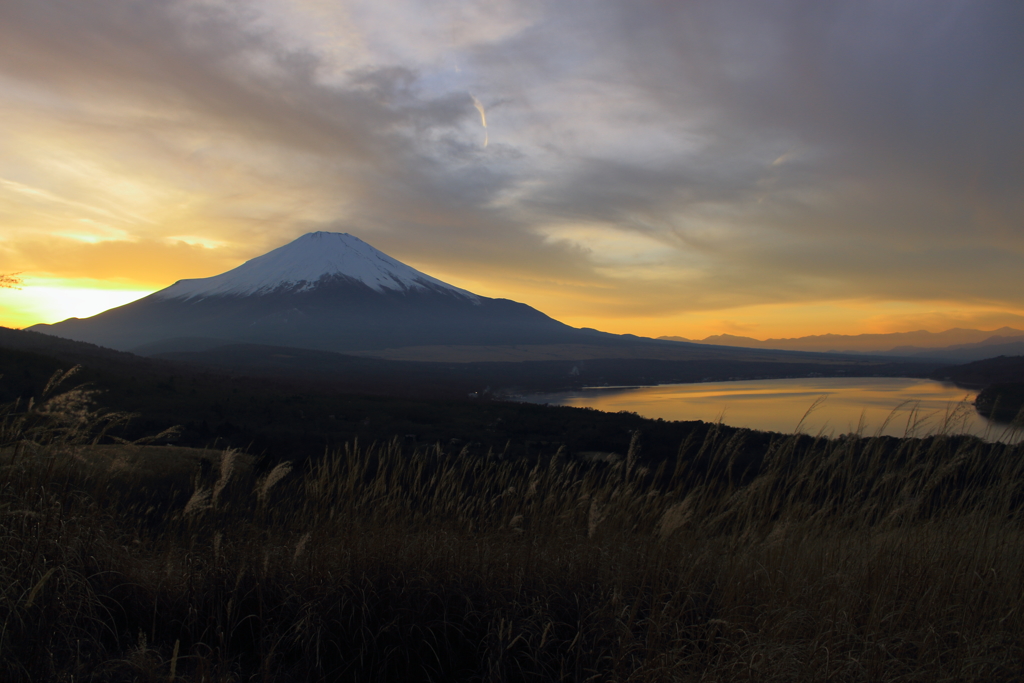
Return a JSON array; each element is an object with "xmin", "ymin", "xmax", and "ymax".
[
  {"xmin": 0, "ymin": 326, "xmax": 941, "ymax": 464},
  {"xmin": 932, "ymin": 355, "xmax": 1024, "ymax": 386},
  {"xmin": 931, "ymin": 356, "xmax": 1024, "ymax": 422},
  {"xmin": 0, "ymin": 329, "xmax": 759, "ymax": 467}
]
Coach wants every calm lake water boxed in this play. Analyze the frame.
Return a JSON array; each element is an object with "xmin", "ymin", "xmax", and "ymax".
[{"xmin": 523, "ymin": 377, "xmax": 1021, "ymax": 443}]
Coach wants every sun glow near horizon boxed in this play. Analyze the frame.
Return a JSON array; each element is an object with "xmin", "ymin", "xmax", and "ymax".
[
  {"xmin": 0, "ymin": 277, "xmax": 155, "ymax": 329},
  {"xmin": 4, "ymin": 266, "xmax": 1024, "ymax": 342}
]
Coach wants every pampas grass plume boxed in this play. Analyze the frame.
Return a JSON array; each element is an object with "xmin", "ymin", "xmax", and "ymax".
[{"xmin": 259, "ymin": 461, "xmax": 292, "ymax": 503}]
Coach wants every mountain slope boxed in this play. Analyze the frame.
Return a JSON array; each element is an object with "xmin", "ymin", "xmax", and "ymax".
[{"xmin": 28, "ymin": 232, "xmax": 617, "ymax": 354}]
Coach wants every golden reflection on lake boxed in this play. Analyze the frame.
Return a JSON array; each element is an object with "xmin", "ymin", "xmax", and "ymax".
[{"xmin": 526, "ymin": 377, "xmax": 1019, "ymax": 442}]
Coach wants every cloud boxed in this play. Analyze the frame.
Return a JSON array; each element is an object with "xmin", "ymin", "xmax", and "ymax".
[
  {"xmin": 0, "ymin": 0, "xmax": 1022, "ymax": 334},
  {"xmin": 471, "ymin": 95, "xmax": 488, "ymax": 147},
  {"xmin": 476, "ymin": 0, "xmax": 1024, "ymax": 313}
]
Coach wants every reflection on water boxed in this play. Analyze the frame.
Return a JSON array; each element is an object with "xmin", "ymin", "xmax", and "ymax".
[{"xmin": 523, "ymin": 377, "xmax": 1021, "ymax": 443}]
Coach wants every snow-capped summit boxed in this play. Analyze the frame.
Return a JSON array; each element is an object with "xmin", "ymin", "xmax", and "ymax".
[{"xmin": 156, "ymin": 232, "xmax": 478, "ymax": 301}]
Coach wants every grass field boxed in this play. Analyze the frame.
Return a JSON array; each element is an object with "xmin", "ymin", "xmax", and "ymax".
[{"xmin": 2, "ymin": 370, "xmax": 1023, "ymax": 681}]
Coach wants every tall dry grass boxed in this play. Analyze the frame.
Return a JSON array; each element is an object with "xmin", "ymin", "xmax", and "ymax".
[{"xmin": 1, "ymin": 371, "xmax": 1022, "ymax": 681}]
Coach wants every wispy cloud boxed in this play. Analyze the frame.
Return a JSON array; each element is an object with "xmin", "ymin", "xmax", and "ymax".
[{"xmin": 471, "ymin": 95, "xmax": 488, "ymax": 147}]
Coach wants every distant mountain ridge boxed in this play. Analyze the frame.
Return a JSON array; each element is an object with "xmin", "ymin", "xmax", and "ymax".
[{"xmin": 660, "ymin": 328, "xmax": 1024, "ymax": 362}]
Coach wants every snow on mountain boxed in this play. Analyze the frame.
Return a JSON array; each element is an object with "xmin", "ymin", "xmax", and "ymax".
[{"xmin": 155, "ymin": 232, "xmax": 479, "ymax": 302}]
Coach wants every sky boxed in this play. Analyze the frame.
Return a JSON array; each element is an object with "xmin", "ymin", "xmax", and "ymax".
[{"xmin": 1, "ymin": 0, "xmax": 1023, "ymax": 339}]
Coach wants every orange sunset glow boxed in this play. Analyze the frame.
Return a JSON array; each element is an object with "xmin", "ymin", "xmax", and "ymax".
[{"xmin": 2, "ymin": 1, "xmax": 1022, "ymax": 341}]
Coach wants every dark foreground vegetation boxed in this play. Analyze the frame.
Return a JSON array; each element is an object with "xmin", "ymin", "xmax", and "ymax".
[{"xmin": 3, "ymin": 369, "xmax": 1024, "ymax": 682}]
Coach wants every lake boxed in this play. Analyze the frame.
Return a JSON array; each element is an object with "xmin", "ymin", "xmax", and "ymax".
[{"xmin": 522, "ymin": 377, "xmax": 1021, "ymax": 442}]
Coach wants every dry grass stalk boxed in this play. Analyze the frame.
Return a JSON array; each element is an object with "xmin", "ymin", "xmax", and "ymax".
[
  {"xmin": 183, "ymin": 487, "xmax": 212, "ymax": 516},
  {"xmin": 212, "ymin": 448, "xmax": 238, "ymax": 505}
]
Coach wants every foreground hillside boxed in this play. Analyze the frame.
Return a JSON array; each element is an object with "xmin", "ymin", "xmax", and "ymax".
[
  {"xmin": 2, "ymin": 374, "xmax": 1022, "ymax": 681},
  {"xmin": 0, "ymin": 326, "xmax": 942, "ymax": 464}
]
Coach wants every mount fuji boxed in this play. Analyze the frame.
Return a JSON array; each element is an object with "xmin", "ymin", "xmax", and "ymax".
[{"xmin": 29, "ymin": 232, "xmax": 616, "ymax": 354}]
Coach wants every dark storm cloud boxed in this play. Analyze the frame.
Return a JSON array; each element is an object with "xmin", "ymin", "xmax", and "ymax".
[
  {"xmin": 1, "ymin": 0, "xmax": 381, "ymax": 156},
  {"xmin": 480, "ymin": 0, "xmax": 1024, "ymax": 311},
  {"xmin": 611, "ymin": 1, "xmax": 1024, "ymax": 171}
]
